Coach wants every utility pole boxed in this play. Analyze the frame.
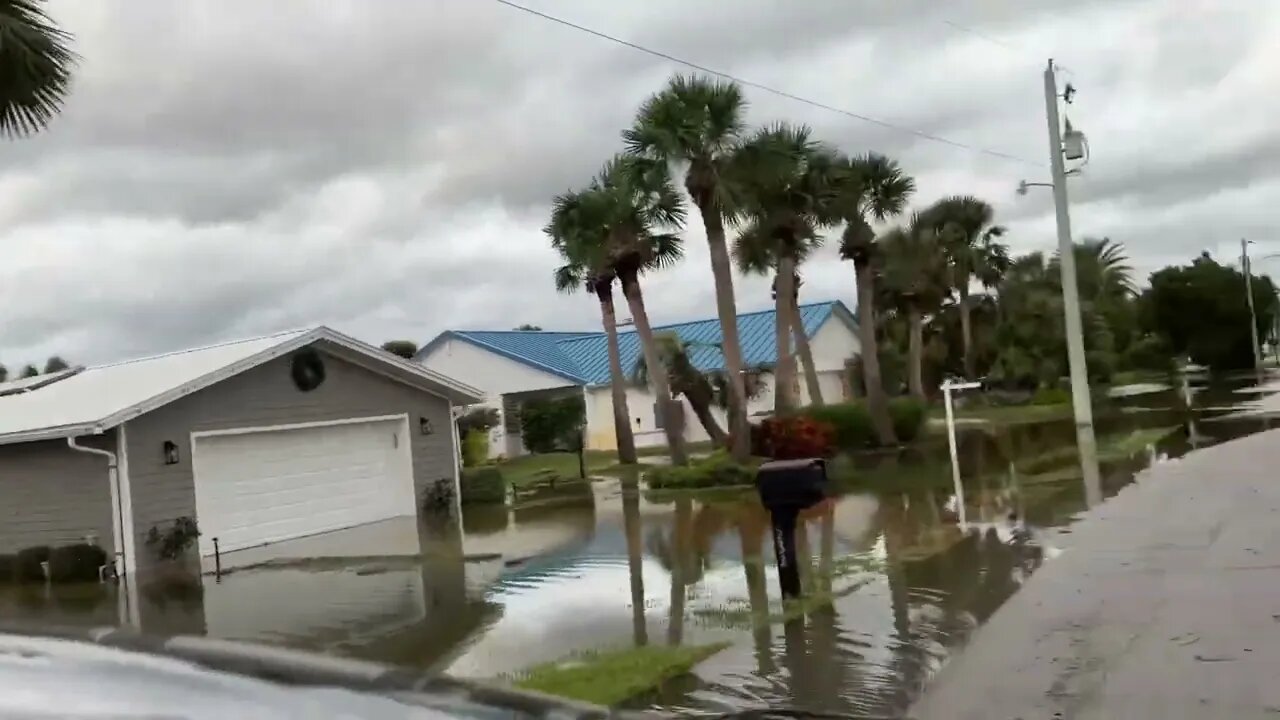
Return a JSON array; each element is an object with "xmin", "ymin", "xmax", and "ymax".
[
  {"xmin": 1241, "ymin": 238, "xmax": 1263, "ymax": 372},
  {"xmin": 1044, "ymin": 59, "xmax": 1101, "ymax": 506}
]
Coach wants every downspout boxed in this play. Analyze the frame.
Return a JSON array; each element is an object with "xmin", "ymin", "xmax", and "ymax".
[{"xmin": 66, "ymin": 436, "xmax": 126, "ymax": 578}]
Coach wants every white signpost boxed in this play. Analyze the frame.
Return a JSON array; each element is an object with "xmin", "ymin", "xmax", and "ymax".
[{"xmin": 941, "ymin": 379, "xmax": 982, "ymax": 528}]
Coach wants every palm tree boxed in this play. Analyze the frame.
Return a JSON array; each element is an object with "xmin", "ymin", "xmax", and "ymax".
[
  {"xmin": 921, "ymin": 196, "xmax": 1010, "ymax": 380},
  {"xmin": 635, "ymin": 333, "xmax": 728, "ymax": 446},
  {"xmin": 1, "ymin": 0, "xmax": 75, "ymax": 138},
  {"xmin": 732, "ymin": 124, "xmax": 840, "ymax": 411},
  {"xmin": 833, "ymin": 153, "xmax": 916, "ymax": 445},
  {"xmin": 551, "ymin": 263, "xmax": 638, "ymax": 464},
  {"xmin": 1054, "ymin": 236, "xmax": 1135, "ymax": 300},
  {"xmin": 880, "ymin": 219, "xmax": 950, "ymax": 402},
  {"xmin": 548, "ymin": 154, "xmax": 689, "ymax": 466},
  {"xmin": 625, "ymin": 75, "xmax": 752, "ymax": 460}
]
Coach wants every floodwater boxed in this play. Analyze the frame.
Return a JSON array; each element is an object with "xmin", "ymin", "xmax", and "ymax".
[{"xmin": 4, "ymin": 372, "xmax": 1279, "ymax": 717}]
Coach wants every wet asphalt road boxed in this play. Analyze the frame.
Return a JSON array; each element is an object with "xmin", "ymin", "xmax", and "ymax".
[{"xmin": 911, "ymin": 427, "xmax": 1280, "ymax": 719}]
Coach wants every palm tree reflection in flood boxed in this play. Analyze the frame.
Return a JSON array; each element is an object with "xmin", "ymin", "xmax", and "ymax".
[
  {"xmin": 621, "ymin": 480, "xmax": 648, "ymax": 646},
  {"xmin": 736, "ymin": 504, "xmax": 774, "ymax": 675},
  {"xmin": 646, "ymin": 496, "xmax": 701, "ymax": 646}
]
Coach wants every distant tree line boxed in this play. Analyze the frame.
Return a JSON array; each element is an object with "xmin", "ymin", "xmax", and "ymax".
[{"xmin": 0, "ymin": 356, "xmax": 72, "ymax": 383}]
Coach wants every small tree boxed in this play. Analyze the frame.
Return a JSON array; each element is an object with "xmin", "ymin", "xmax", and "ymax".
[
  {"xmin": 43, "ymin": 355, "xmax": 69, "ymax": 373},
  {"xmin": 513, "ymin": 324, "xmax": 543, "ymax": 331},
  {"xmin": 20, "ymin": 364, "xmax": 38, "ymax": 378},
  {"xmin": 380, "ymin": 340, "xmax": 418, "ymax": 359},
  {"xmin": 0, "ymin": 363, "xmax": 7, "ymax": 382},
  {"xmin": 456, "ymin": 407, "xmax": 500, "ymax": 436},
  {"xmin": 519, "ymin": 395, "xmax": 585, "ymax": 455}
]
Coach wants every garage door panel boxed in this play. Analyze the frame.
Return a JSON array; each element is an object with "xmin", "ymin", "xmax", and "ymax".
[{"xmin": 192, "ymin": 418, "xmax": 414, "ymax": 555}]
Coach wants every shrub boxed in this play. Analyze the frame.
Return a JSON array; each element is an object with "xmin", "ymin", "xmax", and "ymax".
[
  {"xmin": 1031, "ymin": 387, "xmax": 1071, "ymax": 406},
  {"xmin": 15, "ymin": 546, "xmax": 51, "ymax": 582},
  {"xmin": 146, "ymin": 517, "xmax": 200, "ymax": 561},
  {"xmin": 456, "ymin": 406, "xmax": 500, "ymax": 436},
  {"xmin": 0, "ymin": 554, "xmax": 16, "ymax": 584},
  {"xmin": 461, "ymin": 467, "xmax": 507, "ymax": 504},
  {"xmin": 799, "ymin": 403, "xmax": 874, "ymax": 451},
  {"xmin": 520, "ymin": 396, "xmax": 585, "ymax": 454},
  {"xmin": 888, "ymin": 397, "xmax": 927, "ymax": 443},
  {"xmin": 756, "ymin": 415, "xmax": 835, "ymax": 459},
  {"xmin": 462, "ymin": 428, "xmax": 489, "ymax": 468},
  {"xmin": 644, "ymin": 451, "xmax": 754, "ymax": 490},
  {"xmin": 47, "ymin": 544, "xmax": 109, "ymax": 583}
]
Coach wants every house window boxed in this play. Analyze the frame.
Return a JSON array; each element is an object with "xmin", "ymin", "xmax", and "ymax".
[{"xmin": 652, "ymin": 402, "xmax": 663, "ymax": 430}]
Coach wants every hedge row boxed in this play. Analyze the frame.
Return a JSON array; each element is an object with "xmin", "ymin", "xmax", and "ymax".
[
  {"xmin": 0, "ymin": 543, "xmax": 109, "ymax": 585},
  {"xmin": 461, "ymin": 467, "xmax": 508, "ymax": 505},
  {"xmin": 795, "ymin": 398, "xmax": 926, "ymax": 452}
]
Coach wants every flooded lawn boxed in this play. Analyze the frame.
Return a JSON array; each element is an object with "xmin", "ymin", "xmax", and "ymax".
[{"xmin": 4, "ymin": 373, "xmax": 1280, "ymax": 716}]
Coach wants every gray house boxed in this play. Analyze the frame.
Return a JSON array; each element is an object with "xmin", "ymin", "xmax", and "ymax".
[{"xmin": 0, "ymin": 327, "xmax": 482, "ymax": 578}]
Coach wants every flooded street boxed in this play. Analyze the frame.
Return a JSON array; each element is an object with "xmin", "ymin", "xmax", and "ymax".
[{"xmin": 4, "ymin": 373, "xmax": 1279, "ymax": 717}]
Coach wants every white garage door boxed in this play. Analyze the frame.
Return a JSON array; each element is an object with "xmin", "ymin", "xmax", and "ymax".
[{"xmin": 191, "ymin": 417, "xmax": 415, "ymax": 556}]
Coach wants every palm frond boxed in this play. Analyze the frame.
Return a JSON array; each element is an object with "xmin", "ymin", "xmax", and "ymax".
[
  {"xmin": 553, "ymin": 263, "xmax": 585, "ymax": 294},
  {"xmin": 0, "ymin": 0, "xmax": 76, "ymax": 138}
]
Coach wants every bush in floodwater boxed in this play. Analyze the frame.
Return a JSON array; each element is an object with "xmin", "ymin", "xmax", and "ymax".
[
  {"xmin": 47, "ymin": 543, "xmax": 109, "ymax": 583},
  {"xmin": 644, "ymin": 451, "xmax": 754, "ymax": 490},
  {"xmin": 791, "ymin": 398, "xmax": 926, "ymax": 451},
  {"xmin": 461, "ymin": 467, "xmax": 507, "ymax": 504},
  {"xmin": 888, "ymin": 397, "xmax": 927, "ymax": 443},
  {"xmin": 0, "ymin": 554, "xmax": 17, "ymax": 584},
  {"xmin": 15, "ymin": 546, "xmax": 51, "ymax": 583}
]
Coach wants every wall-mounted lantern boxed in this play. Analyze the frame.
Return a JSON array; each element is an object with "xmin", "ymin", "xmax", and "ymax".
[
  {"xmin": 419, "ymin": 417, "xmax": 433, "ymax": 436},
  {"xmin": 163, "ymin": 441, "xmax": 179, "ymax": 465}
]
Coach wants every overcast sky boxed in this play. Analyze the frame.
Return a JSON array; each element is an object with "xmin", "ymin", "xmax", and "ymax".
[{"xmin": 2, "ymin": 0, "xmax": 1277, "ymax": 368}]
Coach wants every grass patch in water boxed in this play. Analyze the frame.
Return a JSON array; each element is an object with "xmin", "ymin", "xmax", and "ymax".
[{"xmin": 513, "ymin": 642, "xmax": 729, "ymax": 706}]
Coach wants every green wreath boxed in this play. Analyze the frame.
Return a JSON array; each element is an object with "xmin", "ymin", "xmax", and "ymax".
[{"xmin": 291, "ymin": 349, "xmax": 326, "ymax": 392}]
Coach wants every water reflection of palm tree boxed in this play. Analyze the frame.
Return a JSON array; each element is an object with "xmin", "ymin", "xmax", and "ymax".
[
  {"xmin": 737, "ymin": 505, "xmax": 774, "ymax": 675},
  {"xmin": 622, "ymin": 481, "xmax": 648, "ymax": 646},
  {"xmin": 646, "ymin": 497, "xmax": 715, "ymax": 645},
  {"xmin": 667, "ymin": 497, "xmax": 694, "ymax": 644}
]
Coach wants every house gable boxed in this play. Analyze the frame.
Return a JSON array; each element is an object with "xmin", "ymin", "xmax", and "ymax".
[{"xmin": 418, "ymin": 335, "xmax": 582, "ymax": 399}]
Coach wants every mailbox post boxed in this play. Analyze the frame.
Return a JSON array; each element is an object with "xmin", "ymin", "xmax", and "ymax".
[{"xmin": 755, "ymin": 458, "xmax": 828, "ymax": 599}]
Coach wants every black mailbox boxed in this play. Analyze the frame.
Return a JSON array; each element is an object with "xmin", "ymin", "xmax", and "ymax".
[
  {"xmin": 754, "ymin": 457, "xmax": 828, "ymax": 600},
  {"xmin": 756, "ymin": 458, "xmax": 828, "ymax": 510}
]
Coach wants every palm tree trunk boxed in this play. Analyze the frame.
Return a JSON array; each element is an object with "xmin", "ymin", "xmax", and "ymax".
[
  {"xmin": 685, "ymin": 389, "xmax": 728, "ymax": 445},
  {"xmin": 959, "ymin": 285, "xmax": 975, "ymax": 379},
  {"xmin": 773, "ymin": 259, "xmax": 798, "ymax": 414},
  {"xmin": 856, "ymin": 259, "xmax": 898, "ymax": 445},
  {"xmin": 620, "ymin": 274, "xmax": 689, "ymax": 466},
  {"xmin": 789, "ymin": 277, "xmax": 824, "ymax": 406},
  {"xmin": 622, "ymin": 479, "xmax": 647, "ymax": 646},
  {"xmin": 698, "ymin": 203, "xmax": 751, "ymax": 461},
  {"xmin": 596, "ymin": 285, "xmax": 637, "ymax": 464},
  {"xmin": 908, "ymin": 307, "xmax": 926, "ymax": 402}
]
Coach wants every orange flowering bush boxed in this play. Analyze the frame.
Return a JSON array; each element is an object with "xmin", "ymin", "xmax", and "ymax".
[{"xmin": 754, "ymin": 416, "xmax": 835, "ymax": 459}]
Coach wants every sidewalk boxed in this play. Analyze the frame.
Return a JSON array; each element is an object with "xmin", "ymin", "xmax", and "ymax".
[{"xmin": 910, "ymin": 428, "xmax": 1280, "ymax": 719}]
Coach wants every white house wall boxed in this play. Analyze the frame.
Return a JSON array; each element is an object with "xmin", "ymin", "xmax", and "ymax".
[
  {"xmin": 420, "ymin": 338, "xmax": 573, "ymax": 396},
  {"xmin": 809, "ymin": 315, "xmax": 861, "ymax": 372},
  {"xmin": 419, "ymin": 338, "xmax": 578, "ymax": 458}
]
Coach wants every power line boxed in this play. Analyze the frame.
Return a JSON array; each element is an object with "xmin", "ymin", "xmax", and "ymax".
[
  {"xmin": 490, "ymin": 0, "xmax": 1044, "ymax": 168},
  {"xmin": 942, "ymin": 18, "xmax": 1076, "ymax": 79}
]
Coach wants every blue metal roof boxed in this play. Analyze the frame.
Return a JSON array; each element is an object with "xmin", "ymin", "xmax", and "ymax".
[{"xmin": 424, "ymin": 300, "xmax": 854, "ymax": 387}]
